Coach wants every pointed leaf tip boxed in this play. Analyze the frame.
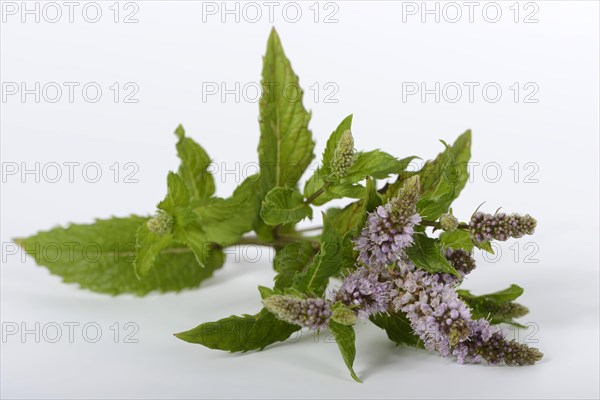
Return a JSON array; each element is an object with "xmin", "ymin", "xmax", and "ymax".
[{"xmin": 174, "ymin": 124, "xmax": 185, "ymax": 140}]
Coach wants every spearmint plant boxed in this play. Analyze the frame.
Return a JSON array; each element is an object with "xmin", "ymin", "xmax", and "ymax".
[{"xmin": 16, "ymin": 28, "xmax": 542, "ymax": 382}]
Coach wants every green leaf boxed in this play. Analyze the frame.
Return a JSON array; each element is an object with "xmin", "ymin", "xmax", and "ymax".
[
  {"xmin": 172, "ymin": 221, "xmax": 211, "ymax": 268},
  {"xmin": 16, "ymin": 216, "xmax": 224, "ymax": 296},
  {"xmin": 475, "ymin": 240, "xmax": 495, "ymax": 254},
  {"xmin": 158, "ymin": 172, "xmax": 193, "ymax": 225},
  {"xmin": 458, "ymin": 285, "xmax": 527, "ymax": 327},
  {"xmin": 260, "ymin": 187, "xmax": 313, "ymax": 225},
  {"xmin": 459, "ymin": 284, "xmax": 524, "ymax": 304},
  {"xmin": 134, "ymin": 223, "xmax": 173, "ymax": 276},
  {"xmin": 327, "ymin": 202, "xmax": 365, "ymax": 237},
  {"xmin": 257, "ymin": 285, "xmax": 275, "ymax": 299},
  {"xmin": 153, "ymin": 172, "xmax": 213, "ymax": 269},
  {"xmin": 370, "ymin": 313, "xmax": 423, "ymax": 348},
  {"xmin": 439, "ymin": 229, "xmax": 474, "ymax": 252},
  {"xmin": 329, "ymin": 321, "xmax": 361, "ymax": 383},
  {"xmin": 258, "ymin": 28, "xmax": 314, "ymax": 190},
  {"xmin": 175, "ymin": 308, "xmax": 300, "ymax": 352},
  {"xmin": 405, "ymin": 234, "xmax": 460, "ymax": 277},
  {"xmin": 303, "ymin": 175, "xmax": 365, "ymax": 206},
  {"xmin": 273, "ymin": 242, "xmax": 317, "ymax": 290},
  {"xmin": 416, "ymin": 131, "xmax": 471, "ymax": 220},
  {"xmin": 174, "ymin": 124, "xmax": 215, "ymax": 200},
  {"xmin": 364, "ymin": 176, "xmax": 383, "ymax": 213},
  {"xmin": 192, "ymin": 174, "xmax": 261, "ymax": 245},
  {"xmin": 292, "ymin": 214, "xmax": 344, "ymax": 296},
  {"xmin": 304, "ymin": 149, "xmax": 403, "ymax": 206},
  {"xmin": 340, "ymin": 150, "xmax": 404, "ymax": 184}
]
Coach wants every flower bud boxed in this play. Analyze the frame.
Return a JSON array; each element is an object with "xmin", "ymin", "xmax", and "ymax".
[
  {"xmin": 355, "ymin": 176, "xmax": 421, "ymax": 267},
  {"xmin": 445, "ymin": 248, "xmax": 476, "ymax": 277},
  {"xmin": 146, "ymin": 211, "xmax": 173, "ymax": 235},
  {"xmin": 263, "ymin": 295, "xmax": 332, "ymax": 330},
  {"xmin": 331, "ymin": 304, "xmax": 358, "ymax": 325},
  {"xmin": 329, "ymin": 130, "xmax": 355, "ymax": 180},
  {"xmin": 469, "ymin": 212, "xmax": 537, "ymax": 242},
  {"xmin": 439, "ymin": 213, "xmax": 459, "ymax": 232}
]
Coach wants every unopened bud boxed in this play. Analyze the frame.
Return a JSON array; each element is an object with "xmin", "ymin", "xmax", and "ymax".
[
  {"xmin": 329, "ymin": 130, "xmax": 355, "ymax": 180},
  {"xmin": 439, "ymin": 213, "xmax": 459, "ymax": 232},
  {"xmin": 147, "ymin": 211, "xmax": 173, "ymax": 235},
  {"xmin": 331, "ymin": 304, "xmax": 358, "ymax": 325},
  {"xmin": 263, "ymin": 295, "xmax": 331, "ymax": 330}
]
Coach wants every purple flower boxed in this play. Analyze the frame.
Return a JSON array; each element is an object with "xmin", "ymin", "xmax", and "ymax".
[
  {"xmin": 391, "ymin": 258, "xmax": 472, "ymax": 356},
  {"xmin": 263, "ymin": 295, "xmax": 332, "ymax": 330},
  {"xmin": 469, "ymin": 211, "xmax": 537, "ymax": 243},
  {"xmin": 442, "ymin": 248, "xmax": 477, "ymax": 284},
  {"xmin": 354, "ymin": 176, "xmax": 421, "ymax": 267},
  {"xmin": 453, "ymin": 319, "xmax": 543, "ymax": 366},
  {"xmin": 389, "ymin": 257, "xmax": 543, "ymax": 365},
  {"xmin": 334, "ymin": 266, "xmax": 392, "ymax": 319}
]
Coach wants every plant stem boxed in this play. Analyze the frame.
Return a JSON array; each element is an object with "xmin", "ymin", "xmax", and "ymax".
[
  {"xmin": 420, "ymin": 220, "xmax": 469, "ymax": 230},
  {"xmin": 236, "ymin": 234, "xmax": 320, "ymax": 248},
  {"xmin": 303, "ymin": 182, "xmax": 332, "ymax": 205},
  {"xmin": 295, "ymin": 225, "xmax": 323, "ymax": 233}
]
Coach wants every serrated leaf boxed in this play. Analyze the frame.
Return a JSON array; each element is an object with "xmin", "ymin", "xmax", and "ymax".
[
  {"xmin": 292, "ymin": 214, "xmax": 344, "ymax": 296},
  {"xmin": 175, "ymin": 308, "xmax": 299, "ymax": 352},
  {"xmin": 405, "ymin": 234, "xmax": 460, "ymax": 277},
  {"xmin": 416, "ymin": 131, "xmax": 471, "ymax": 220},
  {"xmin": 174, "ymin": 124, "xmax": 215, "ymax": 200},
  {"xmin": 158, "ymin": 172, "xmax": 190, "ymax": 211},
  {"xmin": 173, "ymin": 221, "xmax": 211, "ymax": 268},
  {"xmin": 329, "ymin": 321, "xmax": 361, "ymax": 383},
  {"xmin": 370, "ymin": 313, "xmax": 423, "ymax": 348},
  {"xmin": 258, "ymin": 28, "xmax": 314, "ymax": 190},
  {"xmin": 340, "ymin": 150, "xmax": 404, "ymax": 184},
  {"xmin": 260, "ymin": 187, "xmax": 313, "ymax": 225},
  {"xmin": 192, "ymin": 174, "xmax": 261, "ymax": 245},
  {"xmin": 16, "ymin": 216, "xmax": 224, "ymax": 296},
  {"xmin": 154, "ymin": 172, "xmax": 212, "ymax": 269},
  {"xmin": 134, "ymin": 223, "xmax": 173, "ymax": 276},
  {"xmin": 273, "ymin": 242, "xmax": 317, "ymax": 290},
  {"xmin": 304, "ymin": 149, "xmax": 404, "ymax": 206}
]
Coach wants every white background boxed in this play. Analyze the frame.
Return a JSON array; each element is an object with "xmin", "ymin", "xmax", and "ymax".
[{"xmin": 1, "ymin": 1, "xmax": 599, "ymax": 398}]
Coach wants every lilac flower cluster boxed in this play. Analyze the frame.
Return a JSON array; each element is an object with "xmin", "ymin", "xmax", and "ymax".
[
  {"xmin": 391, "ymin": 258, "xmax": 472, "ymax": 355},
  {"xmin": 469, "ymin": 212, "xmax": 537, "ymax": 243},
  {"xmin": 333, "ymin": 266, "xmax": 392, "ymax": 319},
  {"xmin": 445, "ymin": 248, "xmax": 477, "ymax": 280},
  {"xmin": 453, "ymin": 319, "xmax": 543, "ymax": 365},
  {"xmin": 263, "ymin": 295, "xmax": 332, "ymax": 330},
  {"xmin": 354, "ymin": 176, "xmax": 421, "ymax": 267},
  {"xmin": 391, "ymin": 259, "xmax": 542, "ymax": 365}
]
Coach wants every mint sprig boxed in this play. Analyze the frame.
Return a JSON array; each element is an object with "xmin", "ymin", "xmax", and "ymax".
[{"xmin": 16, "ymin": 27, "xmax": 542, "ymax": 381}]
